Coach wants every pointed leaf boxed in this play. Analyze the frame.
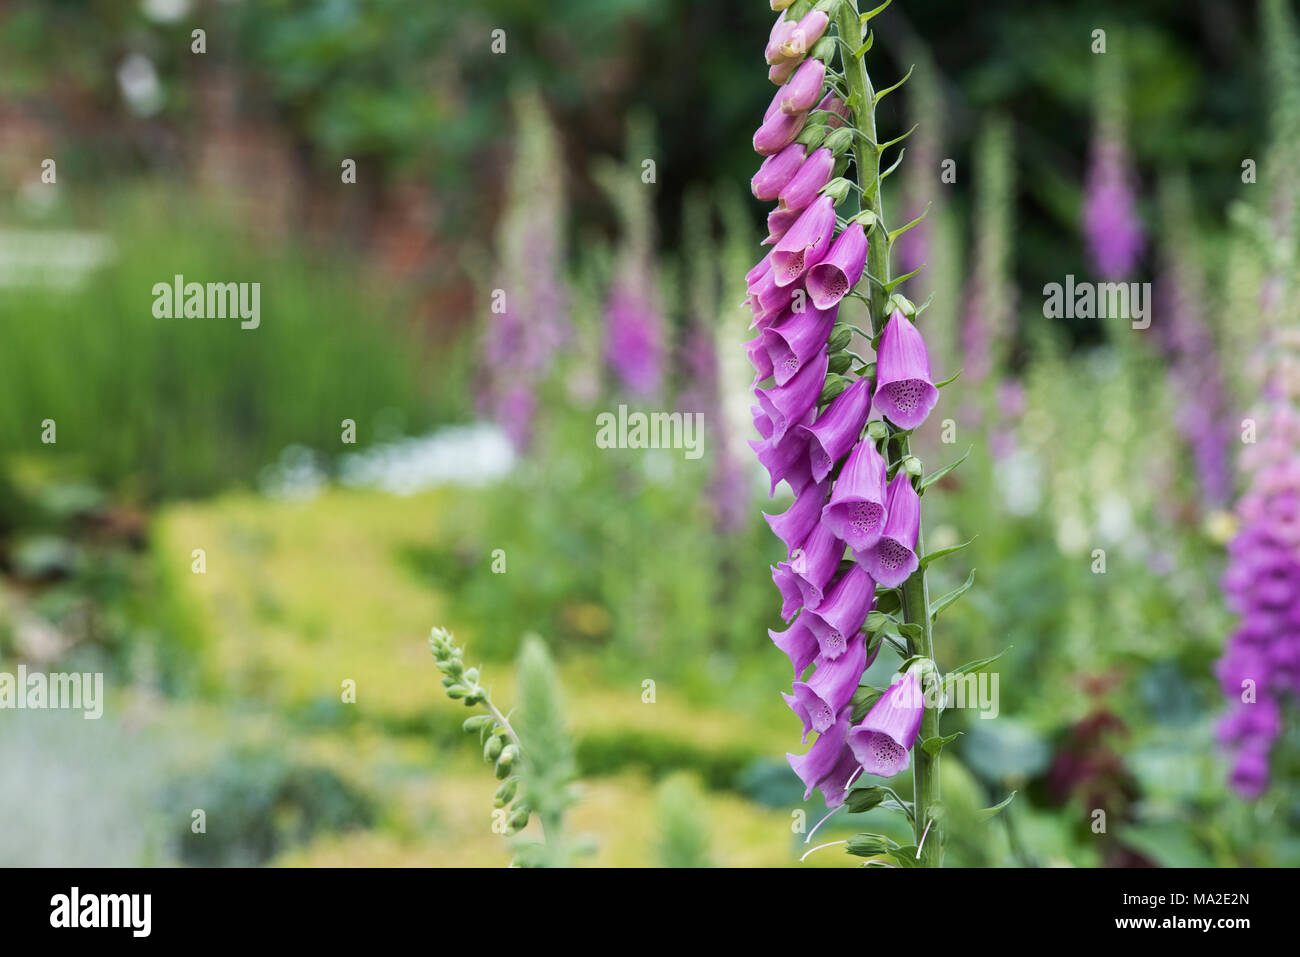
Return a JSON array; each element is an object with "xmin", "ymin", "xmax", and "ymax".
[
  {"xmin": 919, "ymin": 447, "xmax": 972, "ymax": 492},
  {"xmin": 929, "ymin": 569, "xmax": 976, "ymax": 621},
  {"xmin": 919, "ymin": 536, "xmax": 977, "ymax": 569},
  {"xmin": 934, "ymin": 369, "xmax": 962, "ymax": 388},
  {"xmin": 844, "ymin": 786, "xmax": 886, "ymax": 814},
  {"xmin": 949, "ymin": 647, "xmax": 1011, "ymax": 677},
  {"xmin": 977, "ymin": 791, "xmax": 1017, "ymax": 822},
  {"xmin": 920, "ymin": 731, "xmax": 962, "ymax": 757}
]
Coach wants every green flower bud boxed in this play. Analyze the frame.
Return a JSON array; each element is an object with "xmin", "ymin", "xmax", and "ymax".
[
  {"xmin": 505, "ymin": 806, "xmax": 530, "ymax": 834},
  {"xmin": 484, "ymin": 735, "xmax": 504, "ymax": 761},
  {"xmin": 445, "ymin": 684, "xmax": 469, "ymax": 699},
  {"xmin": 827, "ymin": 323, "xmax": 853, "ymax": 353},
  {"xmin": 820, "ymin": 177, "xmax": 853, "ymax": 204},
  {"xmin": 464, "ymin": 688, "xmax": 487, "ymax": 706},
  {"xmin": 865, "ymin": 610, "xmax": 889, "ymax": 633},
  {"xmin": 824, "ymin": 127, "xmax": 854, "ymax": 157},
  {"xmin": 828, "ymin": 352, "xmax": 852, "ymax": 375},
  {"xmin": 463, "ymin": 667, "xmax": 479, "ymax": 684},
  {"xmin": 903, "ymin": 455, "xmax": 923, "ymax": 477},
  {"xmin": 498, "ymin": 744, "xmax": 518, "ymax": 768},
  {"xmin": 866, "ymin": 420, "xmax": 889, "ymax": 441},
  {"xmin": 795, "ymin": 122, "xmax": 829, "ymax": 150},
  {"xmin": 463, "ymin": 715, "xmax": 493, "ymax": 734},
  {"xmin": 493, "ymin": 778, "xmax": 518, "ymax": 808},
  {"xmin": 819, "ymin": 374, "xmax": 850, "ymax": 404},
  {"xmin": 809, "ymin": 36, "xmax": 837, "ymax": 62}
]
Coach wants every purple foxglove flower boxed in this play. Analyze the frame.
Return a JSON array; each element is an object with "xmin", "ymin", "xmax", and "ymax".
[
  {"xmin": 781, "ymin": 57, "xmax": 827, "ymax": 115},
  {"xmin": 762, "ymin": 303, "xmax": 836, "ymax": 386},
  {"xmin": 805, "ymin": 563, "xmax": 876, "ymax": 659},
  {"xmin": 848, "ymin": 671, "xmax": 924, "ymax": 778},
  {"xmin": 605, "ymin": 271, "xmax": 664, "ymax": 397},
  {"xmin": 765, "ymin": 17, "xmax": 798, "ymax": 64},
  {"xmin": 772, "ymin": 195, "xmax": 836, "ymax": 287},
  {"xmin": 786, "ymin": 632, "xmax": 880, "ymax": 740},
  {"xmin": 873, "ymin": 309, "xmax": 939, "ymax": 430},
  {"xmin": 755, "ymin": 347, "xmax": 829, "ymax": 443},
  {"xmin": 752, "ymin": 143, "xmax": 807, "ymax": 201},
  {"xmin": 806, "ymin": 223, "xmax": 868, "ymax": 309},
  {"xmin": 749, "ymin": 268, "xmax": 797, "ymax": 317},
  {"xmin": 763, "ymin": 205, "xmax": 803, "ymax": 245},
  {"xmin": 856, "ymin": 472, "xmax": 920, "ymax": 588},
  {"xmin": 815, "ymin": 92, "xmax": 849, "ymax": 129},
  {"xmin": 772, "ymin": 562, "xmax": 806, "ymax": 621},
  {"xmin": 800, "ymin": 376, "xmax": 873, "ymax": 482},
  {"xmin": 1083, "ymin": 138, "xmax": 1144, "ymax": 279},
  {"xmin": 769, "ymin": 57, "xmax": 799, "ymax": 85},
  {"xmin": 751, "ymin": 404, "xmax": 773, "ymax": 441},
  {"xmin": 822, "ymin": 437, "xmax": 889, "ymax": 551},
  {"xmin": 816, "ymin": 741, "xmax": 863, "ymax": 807},
  {"xmin": 747, "ymin": 253, "xmax": 773, "ymax": 290},
  {"xmin": 754, "ymin": 108, "xmax": 808, "ymax": 156},
  {"xmin": 780, "ymin": 10, "xmax": 829, "ymax": 59},
  {"xmin": 788, "ymin": 519, "xmax": 845, "ymax": 609},
  {"xmin": 787, "ymin": 705, "xmax": 853, "ymax": 801},
  {"xmin": 770, "ymin": 615, "xmax": 820, "ymax": 678},
  {"xmin": 764, "ymin": 478, "xmax": 831, "ymax": 555},
  {"xmin": 750, "ymin": 408, "xmax": 813, "ymax": 497},
  {"xmin": 745, "ymin": 334, "xmax": 775, "ymax": 385},
  {"xmin": 778, "ymin": 147, "xmax": 835, "ymax": 213}
]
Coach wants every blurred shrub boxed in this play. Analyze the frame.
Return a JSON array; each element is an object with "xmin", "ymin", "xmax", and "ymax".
[
  {"xmin": 166, "ymin": 746, "xmax": 377, "ymax": 867},
  {"xmin": 0, "ymin": 189, "xmax": 464, "ymax": 500},
  {"xmin": 654, "ymin": 773, "xmax": 713, "ymax": 868}
]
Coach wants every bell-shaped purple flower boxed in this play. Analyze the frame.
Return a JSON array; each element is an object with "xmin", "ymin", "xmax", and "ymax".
[
  {"xmin": 807, "ymin": 223, "xmax": 868, "ymax": 309},
  {"xmin": 748, "ymin": 268, "xmax": 797, "ymax": 319},
  {"xmin": 800, "ymin": 376, "xmax": 873, "ymax": 482},
  {"xmin": 787, "ymin": 705, "xmax": 853, "ymax": 802},
  {"xmin": 781, "ymin": 57, "xmax": 826, "ymax": 115},
  {"xmin": 762, "ymin": 206, "xmax": 803, "ymax": 246},
  {"xmin": 772, "ymin": 195, "xmax": 835, "ymax": 287},
  {"xmin": 770, "ymin": 615, "xmax": 820, "ymax": 678},
  {"xmin": 752, "ymin": 143, "xmax": 807, "ymax": 201},
  {"xmin": 848, "ymin": 672, "xmax": 924, "ymax": 778},
  {"xmin": 771, "ymin": 562, "xmax": 806, "ymax": 621},
  {"xmin": 750, "ymin": 408, "xmax": 813, "ymax": 497},
  {"xmin": 805, "ymin": 563, "xmax": 876, "ymax": 659},
  {"xmin": 778, "ymin": 147, "xmax": 835, "ymax": 213},
  {"xmin": 755, "ymin": 347, "xmax": 829, "ymax": 443},
  {"xmin": 754, "ymin": 108, "xmax": 808, "ymax": 156},
  {"xmin": 786, "ymin": 632, "xmax": 879, "ymax": 740},
  {"xmin": 856, "ymin": 472, "xmax": 919, "ymax": 587},
  {"xmin": 745, "ymin": 335, "xmax": 774, "ymax": 384},
  {"xmin": 822, "ymin": 438, "xmax": 889, "ymax": 551},
  {"xmin": 788, "ymin": 519, "xmax": 845, "ymax": 610},
  {"xmin": 762, "ymin": 303, "xmax": 836, "ymax": 386},
  {"xmin": 765, "ymin": 17, "xmax": 798, "ymax": 64},
  {"xmin": 746, "ymin": 253, "xmax": 772, "ymax": 291},
  {"xmin": 873, "ymin": 309, "xmax": 938, "ymax": 430},
  {"xmin": 769, "ymin": 57, "xmax": 799, "ymax": 85},
  {"xmin": 764, "ymin": 478, "xmax": 830, "ymax": 555},
  {"xmin": 780, "ymin": 10, "xmax": 829, "ymax": 59}
]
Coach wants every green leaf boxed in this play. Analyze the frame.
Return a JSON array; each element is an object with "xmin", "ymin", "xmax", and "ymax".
[
  {"xmin": 919, "ymin": 536, "xmax": 976, "ymax": 569},
  {"xmin": 919, "ymin": 447, "xmax": 971, "ymax": 492},
  {"xmin": 977, "ymin": 791, "xmax": 1017, "ymax": 822},
  {"xmin": 854, "ymin": 31, "xmax": 874, "ymax": 58},
  {"xmin": 860, "ymin": 1, "xmax": 892, "ymax": 27},
  {"xmin": 929, "ymin": 569, "xmax": 976, "ymax": 621},
  {"xmin": 887, "ymin": 201, "xmax": 931, "ymax": 244},
  {"xmin": 888, "ymin": 846, "xmax": 921, "ymax": 867},
  {"xmin": 881, "ymin": 264, "xmax": 923, "ymax": 293},
  {"xmin": 934, "ymin": 369, "xmax": 962, "ymax": 389},
  {"xmin": 920, "ymin": 731, "xmax": 962, "ymax": 757},
  {"xmin": 845, "ymin": 832, "xmax": 899, "ymax": 857},
  {"xmin": 949, "ymin": 647, "xmax": 1012, "ymax": 677},
  {"xmin": 844, "ymin": 787, "xmax": 886, "ymax": 814},
  {"xmin": 873, "ymin": 64, "xmax": 915, "ymax": 105},
  {"xmin": 874, "ymin": 588, "xmax": 902, "ymax": 615},
  {"xmin": 896, "ymin": 622, "xmax": 924, "ymax": 642}
]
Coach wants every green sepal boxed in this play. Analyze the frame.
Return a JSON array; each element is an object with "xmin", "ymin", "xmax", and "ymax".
[
  {"xmin": 919, "ymin": 536, "xmax": 976, "ymax": 569},
  {"xmin": 850, "ymin": 684, "xmax": 884, "ymax": 722},
  {"xmin": 844, "ymin": 786, "xmax": 886, "ymax": 814},
  {"xmin": 977, "ymin": 791, "xmax": 1017, "ymax": 822}
]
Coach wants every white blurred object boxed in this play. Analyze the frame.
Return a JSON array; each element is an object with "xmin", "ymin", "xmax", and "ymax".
[
  {"xmin": 338, "ymin": 423, "xmax": 516, "ymax": 495},
  {"xmin": 141, "ymin": 0, "xmax": 192, "ymax": 22},
  {"xmin": 0, "ymin": 230, "xmax": 114, "ymax": 289},
  {"xmin": 118, "ymin": 53, "xmax": 164, "ymax": 117}
]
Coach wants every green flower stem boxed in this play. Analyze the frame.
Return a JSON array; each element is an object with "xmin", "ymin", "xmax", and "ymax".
[{"xmin": 835, "ymin": 0, "xmax": 943, "ymax": 867}]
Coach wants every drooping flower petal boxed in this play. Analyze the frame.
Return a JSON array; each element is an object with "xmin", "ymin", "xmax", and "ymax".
[
  {"xmin": 764, "ymin": 478, "xmax": 831, "ymax": 555},
  {"xmin": 762, "ymin": 303, "xmax": 837, "ymax": 386},
  {"xmin": 848, "ymin": 671, "xmax": 924, "ymax": 778},
  {"xmin": 770, "ymin": 614, "xmax": 820, "ymax": 678},
  {"xmin": 749, "ymin": 407, "xmax": 814, "ymax": 497},
  {"xmin": 754, "ymin": 108, "xmax": 808, "ymax": 156},
  {"xmin": 873, "ymin": 309, "xmax": 939, "ymax": 430},
  {"xmin": 806, "ymin": 223, "xmax": 868, "ymax": 309},
  {"xmin": 805, "ymin": 563, "xmax": 876, "ymax": 659},
  {"xmin": 822, "ymin": 437, "xmax": 889, "ymax": 551},
  {"xmin": 781, "ymin": 57, "xmax": 827, "ymax": 115},
  {"xmin": 752, "ymin": 143, "xmax": 808, "ymax": 201},
  {"xmin": 772, "ymin": 196, "xmax": 836, "ymax": 287},
  {"xmin": 779, "ymin": 10, "xmax": 829, "ymax": 59},
  {"xmin": 786, "ymin": 705, "xmax": 853, "ymax": 801},
  {"xmin": 788, "ymin": 519, "xmax": 844, "ymax": 610},
  {"xmin": 755, "ymin": 347, "xmax": 829, "ymax": 443},
  {"xmin": 788, "ymin": 632, "xmax": 879, "ymax": 739},
  {"xmin": 856, "ymin": 471, "xmax": 920, "ymax": 587},
  {"xmin": 800, "ymin": 376, "xmax": 873, "ymax": 482},
  {"xmin": 778, "ymin": 147, "xmax": 835, "ymax": 213}
]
